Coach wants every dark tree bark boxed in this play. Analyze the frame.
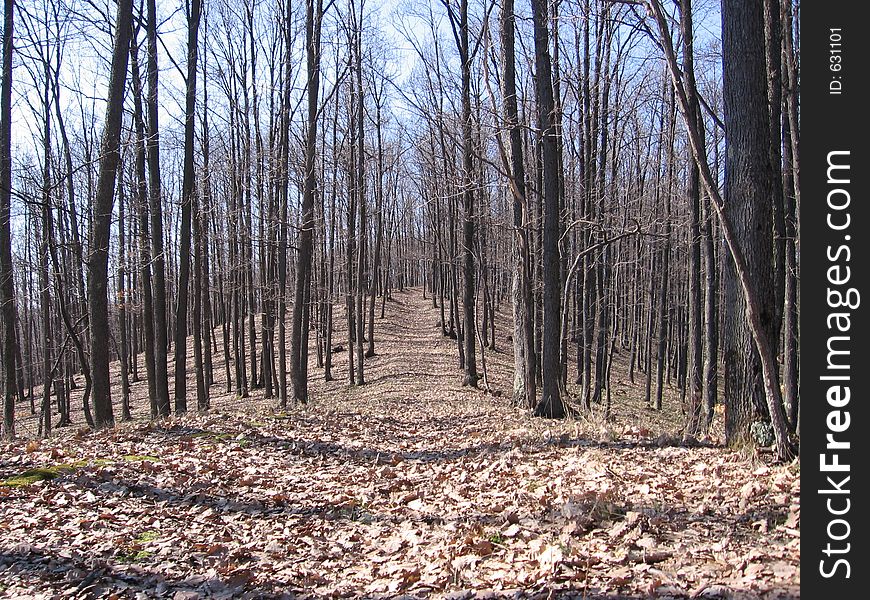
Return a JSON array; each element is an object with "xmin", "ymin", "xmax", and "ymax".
[
  {"xmin": 117, "ymin": 178, "xmax": 132, "ymax": 421},
  {"xmin": 353, "ymin": 0, "xmax": 366, "ymax": 384},
  {"xmin": 39, "ymin": 100, "xmax": 53, "ymax": 435},
  {"xmin": 366, "ymin": 95, "xmax": 385, "ymax": 359},
  {"xmin": 646, "ymin": 0, "xmax": 792, "ymax": 459},
  {"xmin": 146, "ymin": 0, "xmax": 170, "ymax": 417},
  {"xmin": 458, "ymin": 0, "xmax": 478, "ymax": 388},
  {"xmin": 1, "ymin": 0, "xmax": 15, "ymax": 439},
  {"xmin": 501, "ymin": 0, "xmax": 536, "ymax": 411},
  {"xmin": 276, "ymin": 0, "xmax": 292, "ymax": 408},
  {"xmin": 702, "ymin": 187, "xmax": 719, "ymax": 430},
  {"xmin": 531, "ymin": 0, "xmax": 564, "ymax": 419},
  {"xmin": 172, "ymin": 0, "xmax": 202, "ymax": 414},
  {"xmin": 200, "ymin": 37, "xmax": 214, "ymax": 392},
  {"xmin": 764, "ymin": 0, "xmax": 785, "ymax": 354},
  {"xmin": 680, "ymin": 0, "xmax": 704, "ymax": 435},
  {"xmin": 721, "ymin": 0, "xmax": 778, "ymax": 446},
  {"xmin": 654, "ymin": 84, "xmax": 675, "ymax": 412},
  {"xmin": 290, "ymin": 0, "xmax": 324, "ymax": 403},
  {"xmin": 439, "ymin": 0, "xmax": 478, "ymax": 387},
  {"xmin": 130, "ymin": 36, "xmax": 158, "ymax": 416},
  {"xmin": 88, "ymin": 0, "xmax": 134, "ymax": 428}
]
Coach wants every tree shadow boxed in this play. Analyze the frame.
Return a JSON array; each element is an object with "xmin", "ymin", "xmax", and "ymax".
[
  {"xmin": 141, "ymin": 422, "xmax": 720, "ymax": 470},
  {"xmin": 0, "ymin": 548, "xmax": 799, "ymax": 599},
  {"xmin": 0, "ymin": 547, "xmax": 294, "ymax": 598}
]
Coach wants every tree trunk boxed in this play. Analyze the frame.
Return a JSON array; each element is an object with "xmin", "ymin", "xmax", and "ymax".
[
  {"xmin": 130, "ymin": 37, "xmax": 158, "ymax": 416},
  {"xmin": 501, "ymin": 0, "xmax": 536, "ymax": 410},
  {"xmin": 353, "ymin": 2, "xmax": 366, "ymax": 384},
  {"xmin": 531, "ymin": 0, "xmax": 564, "ymax": 419},
  {"xmin": 173, "ymin": 0, "xmax": 202, "ymax": 414},
  {"xmin": 118, "ymin": 178, "xmax": 132, "ymax": 421},
  {"xmin": 680, "ymin": 0, "xmax": 704, "ymax": 435},
  {"xmin": 721, "ymin": 0, "xmax": 778, "ymax": 446},
  {"xmin": 88, "ymin": 0, "xmax": 134, "ymax": 428},
  {"xmin": 0, "ymin": 0, "xmax": 16, "ymax": 439},
  {"xmin": 647, "ymin": 0, "xmax": 792, "ymax": 459},
  {"xmin": 146, "ymin": 0, "xmax": 170, "ymax": 417},
  {"xmin": 290, "ymin": 0, "xmax": 324, "ymax": 403}
]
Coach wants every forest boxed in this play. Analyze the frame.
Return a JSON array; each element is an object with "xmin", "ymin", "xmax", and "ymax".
[{"xmin": 0, "ymin": 0, "xmax": 800, "ymax": 597}]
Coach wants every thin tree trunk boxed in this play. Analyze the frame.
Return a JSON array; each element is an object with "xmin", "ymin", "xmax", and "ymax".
[
  {"xmin": 130, "ymin": 37, "xmax": 158, "ymax": 416},
  {"xmin": 146, "ymin": 0, "xmax": 170, "ymax": 417},
  {"xmin": 0, "ymin": 0, "xmax": 16, "ymax": 439},
  {"xmin": 173, "ymin": 0, "xmax": 202, "ymax": 414},
  {"xmin": 353, "ymin": 2, "xmax": 366, "ymax": 384},
  {"xmin": 118, "ymin": 178, "xmax": 132, "ymax": 421},
  {"xmin": 290, "ymin": 0, "xmax": 324, "ymax": 403},
  {"xmin": 680, "ymin": 0, "xmax": 704, "ymax": 435}
]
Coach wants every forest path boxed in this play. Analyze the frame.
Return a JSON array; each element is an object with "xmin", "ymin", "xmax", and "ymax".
[
  {"xmin": 291, "ymin": 288, "xmax": 526, "ymax": 460},
  {"xmin": 0, "ymin": 289, "xmax": 800, "ymax": 599}
]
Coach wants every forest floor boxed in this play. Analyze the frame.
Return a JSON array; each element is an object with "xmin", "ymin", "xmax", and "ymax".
[{"xmin": 0, "ymin": 289, "xmax": 799, "ymax": 599}]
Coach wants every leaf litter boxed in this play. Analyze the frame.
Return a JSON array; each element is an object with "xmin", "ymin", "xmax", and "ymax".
[{"xmin": 0, "ymin": 290, "xmax": 799, "ymax": 599}]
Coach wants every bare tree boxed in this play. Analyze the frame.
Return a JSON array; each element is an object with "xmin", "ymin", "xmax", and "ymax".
[
  {"xmin": 87, "ymin": 0, "xmax": 134, "ymax": 428},
  {"xmin": 531, "ymin": 0, "xmax": 564, "ymax": 419},
  {"xmin": 290, "ymin": 0, "xmax": 325, "ymax": 403},
  {"xmin": 173, "ymin": 0, "xmax": 203, "ymax": 414},
  {"xmin": 0, "ymin": 0, "xmax": 16, "ymax": 438}
]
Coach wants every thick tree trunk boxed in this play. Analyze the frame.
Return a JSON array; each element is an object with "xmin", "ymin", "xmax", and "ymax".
[
  {"xmin": 721, "ymin": 0, "xmax": 778, "ymax": 446},
  {"xmin": 501, "ymin": 0, "xmax": 536, "ymax": 410},
  {"xmin": 88, "ymin": 0, "xmax": 134, "ymax": 428},
  {"xmin": 648, "ymin": 0, "xmax": 792, "ymax": 459},
  {"xmin": 531, "ymin": 0, "xmax": 564, "ymax": 419}
]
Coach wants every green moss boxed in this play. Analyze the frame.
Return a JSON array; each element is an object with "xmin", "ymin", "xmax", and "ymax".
[
  {"xmin": 137, "ymin": 530, "xmax": 160, "ymax": 543},
  {"xmin": 487, "ymin": 531, "xmax": 506, "ymax": 545},
  {"xmin": 117, "ymin": 531, "xmax": 160, "ymax": 562},
  {"xmin": 1, "ymin": 466, "xmax": 69, "ymax": 487},
  {"xmin": 118, "ymin": 549, "xmax": 152, "ymax": 562},
  {"xmin": 62, "ymin": 458, "xmax": 112, "ymax": 468},
  {"xmin": 122, "ymin": 455, "xmax": 160, "ymax": 462},
  {"xmin": 1, "ymin": 457, "xmax": 118, "ymax": 487},
  {"xmin": 189, "ymin": 430, "xmax": 236, "ymax": 442}
]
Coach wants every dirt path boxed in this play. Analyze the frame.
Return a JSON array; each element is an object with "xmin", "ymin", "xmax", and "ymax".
[{"xmin": 0, "ymin": 290, "xmax": 799, "ymax": 598}]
